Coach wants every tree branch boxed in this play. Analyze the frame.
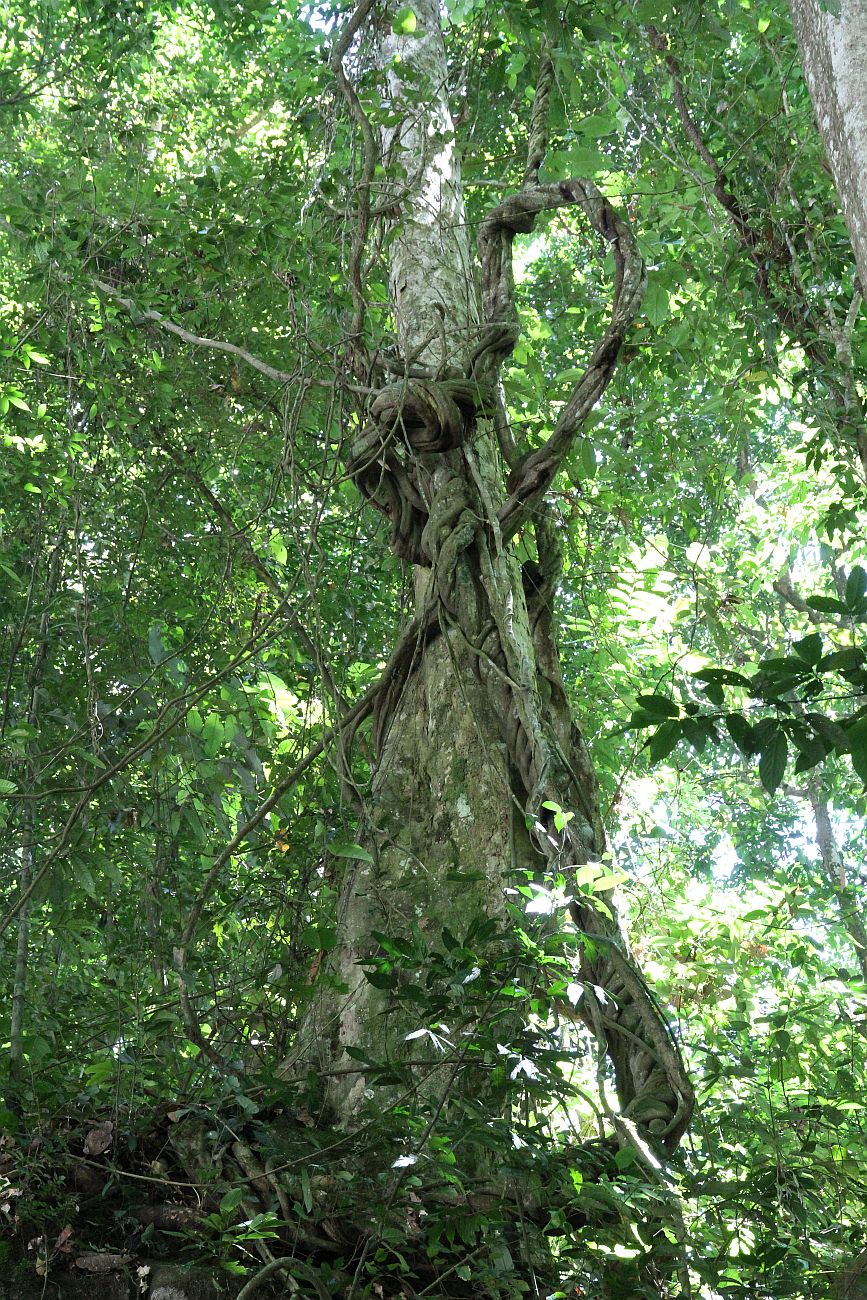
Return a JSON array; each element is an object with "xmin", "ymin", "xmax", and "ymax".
[
  {"xmin": 93, "ymin": 279, "xmax": 373, "ymax": 395},
  {"xmin": 807, "ymin": 782, "xmax": 867, "ymax": 983},
  {"xmin": 646, "ymin": 26, "xmax": 867, "ymax": 477},
  {"xmin": 329, "ymin": 0, "xmax": 379, "ymax": 356}
]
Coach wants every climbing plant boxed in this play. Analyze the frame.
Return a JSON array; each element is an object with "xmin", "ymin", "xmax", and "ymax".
[{"xmin": 0, "ymin": 1, "xmax": 865, "ymax": 1297}]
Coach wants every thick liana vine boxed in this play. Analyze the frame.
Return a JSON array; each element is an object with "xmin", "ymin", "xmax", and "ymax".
[{"xmin": 341, "ymin": 40, "xmax": 693, "ymax": 1149}]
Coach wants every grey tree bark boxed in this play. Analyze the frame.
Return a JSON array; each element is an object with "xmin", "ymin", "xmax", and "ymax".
[
  {"xmin": 289, "ymin": 0, "xmax": 693, "ymax": 1170},
  {"xmin": 789, "ymin": 0, "xmax": 867, "ymax": 289}
]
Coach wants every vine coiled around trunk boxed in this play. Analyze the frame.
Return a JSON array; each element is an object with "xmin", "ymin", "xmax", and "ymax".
[{"xmin": 348, "ymin": 170, "xmax": 694, "ymax": 1156}]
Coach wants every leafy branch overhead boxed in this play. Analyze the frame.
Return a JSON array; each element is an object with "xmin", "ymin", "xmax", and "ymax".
[
  {"xmin": 628, "ymin": 567, "xmax": 867, "ymax": 793},
  {"xmin": 1, "ymin": 0, "xmax": 867, "ymax": 1297}
]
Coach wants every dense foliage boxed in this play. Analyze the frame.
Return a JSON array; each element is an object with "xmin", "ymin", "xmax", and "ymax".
[{"xmin": 1, "ymin": 1, "xmax": 866, "ymax": 1296}]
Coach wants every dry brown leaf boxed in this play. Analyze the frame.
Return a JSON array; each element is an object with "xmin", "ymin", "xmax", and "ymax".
[
  {"xmin": 53, "ymin": 1224, "xmax": 73, "ymax": 1253},
  {"xmin": 83, "ymin": 1121, "xmax": 114, "ymax": 1155}
]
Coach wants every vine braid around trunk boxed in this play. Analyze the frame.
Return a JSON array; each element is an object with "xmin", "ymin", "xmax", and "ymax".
[{"xmin": 345, "ymin": 174, "xmax": 693, "ymax": 1152}]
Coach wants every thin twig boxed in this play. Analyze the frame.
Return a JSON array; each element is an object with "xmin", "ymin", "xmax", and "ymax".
[{"xmin": 93, "ymin": 279, "xmax": 373, "ymax": 395}]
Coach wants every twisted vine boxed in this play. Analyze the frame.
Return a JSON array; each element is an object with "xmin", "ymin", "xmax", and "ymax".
[{"xmin": 336, "ymin": 18, "xmax": 693, "ymax": 1157}]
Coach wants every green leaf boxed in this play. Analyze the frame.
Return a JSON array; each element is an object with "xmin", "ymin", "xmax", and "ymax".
[
  {"xmin": 806, "ymin": 595, "xmax": 848, "ymax": 615},
  {"xmin": 269, "ymin": 532, "xmax": 288, "ymax": 565},
  {"xmin": 392, "ymin": 6, "xmax": 417, "ymax": 33},
  {"xmin": 635, "ymin": 693, "xmax": 679, "ymax": 718},
  {"xmin": 301, "ymin": 1166, "xmax": 313, "ymax": 1214},
  {"xmin": 792, "ymin": 633, "xmax": 823, "ymax": 666},
  {"xmin": 758, "ymin": 730, "xmax": 788, "ymax": 795},
  {"xmin": 148, "ymin": 624, "xmax": 168, "ymax": 664},
  {"xmin": 563, "ymin": 145, "xmax": 610, "ymax": 174},
  {"xmin": 219, "ymin": 1186, "xmax": 246, "ymax": 1217},
  {"xmin": 647, "ymin": 720, "xmax": 681, "ymax": 764},
  {"xmin": 578, "ymin": 437, "xmax": 597, "ymax": 479},
  {"xmin": 330, "ymin": 841, "xmax": 374, "ymax": 863},
  {"xmin": 614, "ymin": 1145, "xmax": 638, "ymax": 1169},
  {"xmin": 819, "ymin": 648, "xmax": 865, "ymax": 673},
  {"xmin": 700, "ymin": 680, "xmax": 725, "ymax": 706},
  {"xmin": 643, "ymin": 279, "xmax": 670, "ymax": 328},
  {"xmin": 591, "ymin": 871, "xmax": 629, "ymax": 892},
  {"xmin": 850, "ymin": 722, "xmax": 867, "ymax": 784},
  {"xmin": 792, "ymin": 735, "xmax": 825, "ymax": 774},
  {"xmin": 846, "ymin": 566, "xmax": 867, "ymax": 609},
  {"xmin": 695, "ymin": 668, "xmax": 752, "ymax": 687}
]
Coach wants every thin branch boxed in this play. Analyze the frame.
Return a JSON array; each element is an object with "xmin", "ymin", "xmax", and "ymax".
[
  {"xmin": 807, "ymin": 782, "xmax": 867, "ymax": 984},
  {"xmin": 329, "ymin": 0, "xmax": 379, "ymax": 353},
  {"xmin": 170, "ymin": 676, "xmax": 376, "ymax": 1066},
  {"xmin": 93, "ymin": 279, "xmax": 373, "ymax": 395},
  {"xmin": 773, "ymin": 564, "xmax": 825, "ymax": 627},
  {"xmin": 0, "ymin": 599, "xmax": 321, "ymax": 936},
  {"xmin": 645, "ymin": 27, "xmax": 867, "ymax": 477},
  {"xmin": 175, "ymin": 682, "xmax": 378, "ymax": 966},
  {"xmin": 523, "ymin": 37, "xmax": 554, "ymax": 188},
  {"xmin": 160, "ymin": 443, "xmax": 352, "ymax": 717}
]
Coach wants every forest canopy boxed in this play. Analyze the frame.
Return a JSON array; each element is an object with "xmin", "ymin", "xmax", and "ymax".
[{"xmin": 1, "ymin": 1, "xmax": 866, "ymax": 1297}]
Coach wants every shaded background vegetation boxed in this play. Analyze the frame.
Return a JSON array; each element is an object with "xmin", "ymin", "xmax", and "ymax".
[{"xmin": 1, "ymin": 0, "xmax": 866, "ymax": 1295}]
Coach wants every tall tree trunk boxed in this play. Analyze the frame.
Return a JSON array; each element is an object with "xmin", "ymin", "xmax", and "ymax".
[
  {"xmin": 6, "ymin": 523, "xmax": 64, "ymax": 1117},
  {"xmin": 790, "ymin": 0, "xmax": 867, "ymax": 289},
  {"xmin": 808, "ymin": 782, "xmax": 867, "ymax": 983},
  {"xmin": 290, "ymin": 0, "xmax": 693, "ymax": 1165},
  {"xmin": 7, "ymin": 824, "xmax": 33, "ymax": 1115}
]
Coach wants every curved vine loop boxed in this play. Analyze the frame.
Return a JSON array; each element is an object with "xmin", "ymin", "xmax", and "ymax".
[
  {"xmin": 347, "ymin": 378, "xmax": 486, "ymax": 564},
  {"xmin": 468, "ymin": 174, "xmax": 693, "ymax": 1151},
  {"xmin": 472, "ymin": 177, "xmax": 646, "ymax": 539}
]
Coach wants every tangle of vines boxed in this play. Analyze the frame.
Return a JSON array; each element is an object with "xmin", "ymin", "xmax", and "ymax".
[{"xmin": 345, "ymin": 166, "xmax": 694, "ymax": 1152}]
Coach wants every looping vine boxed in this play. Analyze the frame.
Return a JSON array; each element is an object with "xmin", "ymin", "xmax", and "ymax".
[
  {"xmin": 472, "ymin": 178, "xmax": 636, "ymax": 384},
  {"xmin": 347, "ymin": 379, "xmax": 488, "ymax": 563},
  {"xmin": 370, "ymin": 379, "xmax": 478, "ymax": 452},
  {"xmin": 346, "ymin": 139, "xmax": 691, "ymax": 1152}
]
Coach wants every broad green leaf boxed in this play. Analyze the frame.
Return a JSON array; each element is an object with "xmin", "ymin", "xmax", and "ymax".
[
  {"xmin": 643, "ymin": 279, "xmax": 670, "ymax": 328},
  {"xmin": 301, "ymin": 1166, "xmax": 313, "ymax": 1214},
  {"xmin": 758, "ymin": 730, "xmax": 788, "ymax": 795},
  {"xmin": 219, "ymin": 1186, "xmax": 246, "ymax": 1217},
  {"xmin": 392, "ymin": 6, "xmax": 417, "ymax": 33},
  {"xmin": 591, "ymin": 871, "xmax": 629, "ymax": 892},
  {"xmin": 819, "ymin": 648, "xmax": 865, "ymax": 673},
  {"xmin": 635, "ymin": 693, "xmax": 679, "ymax": 718},
  {"xmin": 846, "ymin": 566, "xmax": 867, "ymax": 609},
  {"xmin": 806, "ymin": 595, "xmax": 848, "ymax": 615},
  {"xmin": 647, "ymin": 720, "xmax": 681, "ymax": 763},
  {"xmin": 330, "ymin": 841, "xmax": 374, "ymax": 863},
  {"xmin": 792, "ymin": 633, "xmax": 822, "ymax": 666}
]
